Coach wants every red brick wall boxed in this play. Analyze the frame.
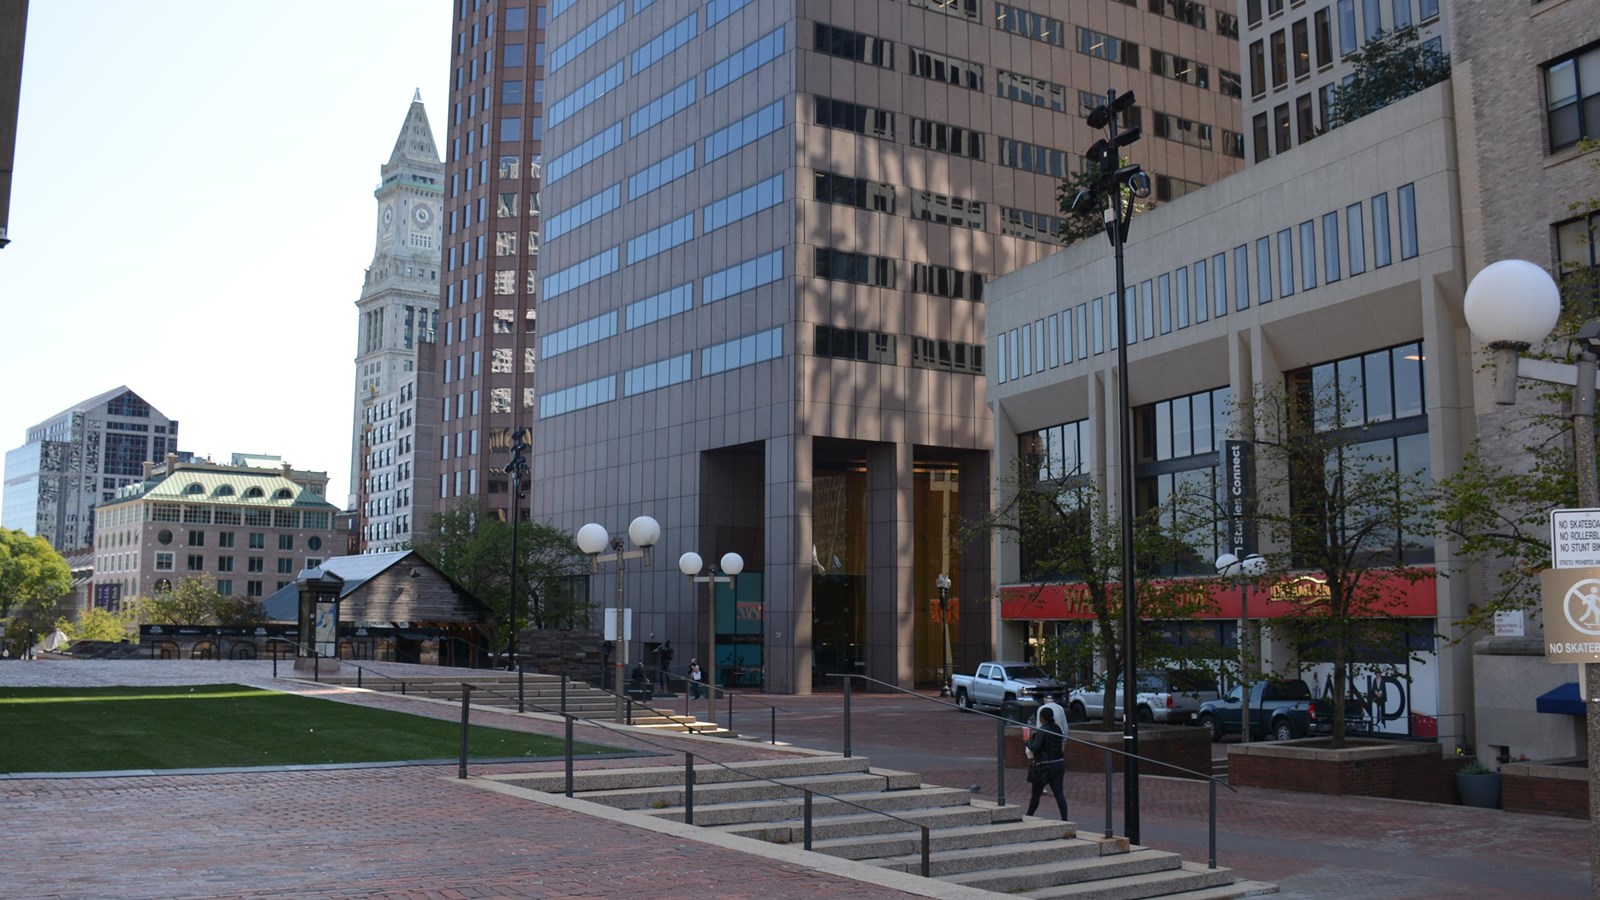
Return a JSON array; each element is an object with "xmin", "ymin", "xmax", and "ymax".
[
  {"xmin": 1230, "ymin": 744, "xmax": 1453, "ymax": 802},
  {"xmin": 1503, "ymin": 772, "xmax": 1588, "ymax": 818}
]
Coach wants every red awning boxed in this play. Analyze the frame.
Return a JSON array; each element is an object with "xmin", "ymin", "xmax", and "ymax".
[{"xmin": 1000, "ymin": 569, "xmax": 1437, "ymax": 621}]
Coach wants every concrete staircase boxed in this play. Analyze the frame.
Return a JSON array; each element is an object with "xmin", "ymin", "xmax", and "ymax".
[
  {"xmin": 286, "ymin": 671, "xmax": 725, "ymax": 734},
  {"xmin": 498, "ymin": 755, "xmax": 1276, "ymax": 899}
]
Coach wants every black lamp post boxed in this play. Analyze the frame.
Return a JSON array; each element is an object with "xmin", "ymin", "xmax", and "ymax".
[
  {"xmin": 504, "ymin": 426, "xmax": 530, "ymax": 713},
  {"xmin": 1070, "ymin": 88, "xmax": 1150, "ymax": 844}
]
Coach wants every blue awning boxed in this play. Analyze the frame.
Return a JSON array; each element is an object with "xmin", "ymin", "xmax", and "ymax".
[{"xmin": 1536, "ymin": 682, "xmax": 1585, "ymax": 716}]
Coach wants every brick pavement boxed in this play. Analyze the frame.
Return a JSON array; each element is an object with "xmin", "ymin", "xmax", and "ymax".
[{"xmin": 5, "ymin": 660, "xmax": 1592, "ymax": 899}]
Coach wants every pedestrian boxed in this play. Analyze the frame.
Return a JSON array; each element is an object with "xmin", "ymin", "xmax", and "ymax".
[
  {"xmin": 1025, "ymin": 706, "xmax": 1069, "ymax": 821},
  {"xmin": 1036, "ymin": 692, "xmax": 1066, "ymax": 733},
  {"xmin": 656, "ymin": 641, "xmax": 674, "ymax": 692},
  {"xmin": 689, "ymin": 659, "xmax": 703, "ymax": 699}
]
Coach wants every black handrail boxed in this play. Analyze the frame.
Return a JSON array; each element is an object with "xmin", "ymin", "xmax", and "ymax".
[
  {"xmin": 268, "ymin": 636, "xmax": 415, "ymax": 696},
  {"xmin": 828, "ymin": 672, "xmax": 1237, "ymax": 870}
]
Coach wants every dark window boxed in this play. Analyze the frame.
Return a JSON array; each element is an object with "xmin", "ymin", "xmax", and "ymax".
[
  {"xmin": 909, "ymin": 47, "xmax": 982, "ymax": 89},
  {"xmin": 1270, "ymin": 30, "xmax": 1288, "ymax": 88},
  {"xmin": 814, "ymin": 96, "xmax": 895, "ymax": 138},
  {"xmin": 1557, "ymin": 212, "xmax": 1600, "ymax": 308},
  {"xmin": 911, "ymin": 264, "xmax": 984, "ymax": 300},
  {"xmin": 911, "ymin": 189, "xmax": 985, "ymax": 229},
  {"xmin": 998, "ymin": 138, "xmax": 1070, "ymax": 177},
  {"xmin": 814, "ymin": 325, "xmax": 897, "ymax": 364},
  {"xmin": 910, "ymin": 118, "xmax": 985, "ymax": 159},
  {"xmin": 1314, "ymin": 9, "xmax": 1333, "ymax": 67},
  {"xmin": 1217, "ymin": 11, "xmax": 1239, "ymax": 39},
  {"xmin": 1152, "ymin": 50, "xmax": 1210, "ymax": 88},
  {"xmin": 815, "ymin": 249, "xmax": 895, "ymax": 287},
  {"xmin": 1220, "ymin": 70, "xmax": 1243, "ymax": 98},
  {"xmin": 1296, "ymin": 93, "xmax": 1317, "ymax": 143},
  {"xmin": 1274, "ymin": 103, "xmax": 1292, "ymax": 153},
  {"xmin": 1077, "ymin": 27, "xmax": 1140, "ymax": 67},
  {"xmin": 998, "ymin": 70, "xmax": 1067, "ymax": 110},
  {"xmin": 815, "ymin": 23, "xmax": 894, "ymax": 68},
  {"xmin": 1250, "ymin": 40, "xmax": 1266, "ymax": 97},
  {"xmin": 1292, "ymin": 19, "xmax": 1310, "ymax": 78},
  {"xmin": 996, "ymin": 4, "xmax": 1066, "ymax": 46},
  {"xmin": 911, "ymin": 338, "xmax": 984, "ymax": 374},
  {"xmin": 814, "ymin": 172, "xmax": 895, "ymax": 213},
  {"xmin": 1253, "ymin": 112, "xmax": 1271, "ymax": 161}
]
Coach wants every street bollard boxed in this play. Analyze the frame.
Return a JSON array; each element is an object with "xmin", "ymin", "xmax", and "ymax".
[
  {"xmin": 996, "ymin": 715, "xmax": 1006, "ymax": 808},
  {"xmin": 457, "ymin": 684, "xmax": 472, "ymax": 779},
  {"xmin": 1208, "ymin": 778, "xmax": 1217, "ymax": 869},
  {"xmin": 920, "ymin": 825, "xmax": 931, "ymax": 877},
  {"xmin": 565, "ymin": 715, "xmax": 575, "ymax": 797},
  {"xmin": 843, "ymin": 676, "xmax": 852, "ymax": 759},
  {"xmin": 803, "ymin": 790, "xmax": 814, "ymax": 850},
  {"xmin": 770, "ymin": 706, "xmax": 777, "ymax": 745},
  {"xmin": 1105, "ymin": 748, "xmax": 1114, "ymax": 838},
  {"xmin": 684, "ymin": 753, "xmax": 695, "ymax": 825}
]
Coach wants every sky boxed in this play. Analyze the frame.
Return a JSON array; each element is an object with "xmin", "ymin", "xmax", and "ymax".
[{"xmin": 1, "ymin": 1, "xmax": 453, "ymax": 506}]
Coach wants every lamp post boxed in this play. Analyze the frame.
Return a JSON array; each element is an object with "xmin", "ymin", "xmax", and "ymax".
[
  {"xmin": 937, "ymin": 573, "xmax": 954, "ymax": 696},
  {"xmin": 1215, "ymin": 553, "xmax": 1267, "ymax": 743},
  {"xmin": 504, "ymin": 427, "xmax": 530, "ymax": 712},
  {"xmin": 679, "ymin": 550, "xmax": 743, "ymax": 725},
  {"xmin": 1463, "ymin": 258, "xmax": 1599, "ymax": 896},
  {"xmin": 576, "ymin": 516, "xmax": 661, "ymax": 723},
  {"xmin": 1071, "ymin": 87, "xmax": 1150, "ymax": 843}
]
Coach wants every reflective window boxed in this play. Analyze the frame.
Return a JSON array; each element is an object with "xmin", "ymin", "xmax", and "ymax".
[
  {"xmin": 633, "ymin": 11, "xmax": 696, "ymax": 74},
  {"xmin": 1346, "ymin": 203, "xmax": 1366, "ymax": 275},
  {"xmin": 705, "ymin": 0, "xmax": 755, "ymax": 27},
  {"xmin": 545, "ymin": 184, "xmax": 620, "ymax": 240},
  {"xmin": 997, "ymin": 70, "xmax": 1067, "ymax": 111},
  {"xmin": 908, "ymin": 0, "xmax": 978, "ymax": 21},
  {"xmin": 1077, "ymin": 27, "xmax": 1139, "ymax": 66},
  {"xmin": 1372, "ymin": 192, "xmax": 1392, "ymax": 267},
  {"xmin": 1300, "ymin": 220, "xmax": 1318, "ymax": 290},
  {"xmin": 910, "ymin": 118, "xmax": 985, "ymax": 159},
  {"xmin": 548, "ymin": 3, "xmax": 624, "ymax": 73},
  {"xmin": 624, "ymin": 354, "xmax": 693, "ymax": 397},
  {"xmin": 704, "ymin": 250, "xmax": 783, "ymax": 304},
  {"xmin": 1195, "ymin": 259, "xmax": 1211, "ymax": 322},
  {"xmin": 539, "ymin": 376, "xmax": 617, "ymax": 418},
  {"xmin": 815, "ymin": 96, "xmax": 894, "ymax": 138},
  {"xmin": 816, "ymin": 23, "xmax": 894, "ymax": 68},
  {"xmin": 701, "ymin": 327, "xmax": 783, "ymax": 376},
  {"xmin": 909, "ymin": 47, "xmax": 981, "ymax": 89},
  {"xmin": 816, "ymin": 249, "xmax": 894, "ymax": 286},
  {"xmin": 911, "ymin": 189, "xmax": 983, "ymax": 228},
  {"xmin": 549, "ymin": 63, "xmax": 623, "ymax": 127},
  {"xmin": 996, "ymin": 4, "xmax": 1065, "ymax": 47},
  {"xmin": 631, "ymin": 79, "xmax": 696, "ymax": 136},
  {"xmin": 1323, "ymin": 212, "xmax": 1342, "ymax": 283},
  {"xmin": 816, "ymin": 172, "xmax": 895, "ymax": 213},
  {"xmin": 541, "ymin": 312, "xmax": 618, "ymax": 358},
  {"xmin": 705, "ymin": 99, "xmax": 785, "ymax": 162},
  {"xmin": 1278, "ymin": 229, "xmax": 1295, "ymax": 297},
  {"xmin": 629, "ymin": 146, "xmax": 695, "ymax": 200},
  {"xmin": 1176, "ymin": 267, "xmax": 1191, "ymax": 328},
  {"xmin": 547, "ymin": 126, "xmax": 621, "ymax": 185},
  {"xmin": 702, "ymin": 174, "xmax": 784, "ymax": 233},
  {"xmin": 911, "ymin": 263, "xmax": 984, "ymax": 300},
  {"xmin": 626, "ymin": 283, "xmax": 694, "ymax": 329},
  {"xmin": 998, "ymin": 138, "xmax": 1070, "ymax": 177},
  {"xmin": 543, "ymin": 248, "xmax": 620, "ymax": 300},
  {"xmin": 1000, "ymin": 206, "xmax": 1065, "ymax": 242},
  {"xmin": 1397, "ymin": 182, "xmax": 1418, "ymax": 260},
  {"xmin": 706, "ymin": 27, "xmax": 786, "ymax": 95},
  {"xmin": 628, "ymin": 212, "xmax": 695, "ymax": 262}
]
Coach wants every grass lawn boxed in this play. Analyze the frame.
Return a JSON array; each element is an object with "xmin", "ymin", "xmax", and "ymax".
[{"xmin": 0, "ymin": 684, "xmax": 621, "ymax": 773}]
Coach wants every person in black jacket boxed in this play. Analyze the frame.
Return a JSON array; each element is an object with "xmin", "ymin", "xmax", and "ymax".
[{"xmin": 1025, "ymin": 706, "xmax": 1069, "ymax": 820}]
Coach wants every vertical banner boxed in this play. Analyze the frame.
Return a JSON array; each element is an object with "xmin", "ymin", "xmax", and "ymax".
[{"xmin": 1223, "ymin": 440, "xmax": 1255, "ymax": 557}]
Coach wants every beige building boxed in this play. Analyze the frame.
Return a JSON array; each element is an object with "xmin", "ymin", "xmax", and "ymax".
[
  {"xmin": 523, "ymin": 0, "xmax": 1246, "ymax": 693},
  {"xmin": 92, "ymin": 455, "xmax": 339, "ymax": 608},
  {"xmin": 987, "ymin": 82, "xmax": 1473, "ymax": 742}
]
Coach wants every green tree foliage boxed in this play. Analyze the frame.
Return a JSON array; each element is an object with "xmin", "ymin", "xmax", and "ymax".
[
  {"xmin": 1225, "ymin": 379, "xmax": 1434, "ymax": 747},
  {"xmin": 412, "ymin": 506, "xmax": 591, "ymax": 657},
  {"xmin": 58, "ymin": 606, "xmax": 138, "ymax": 644},
  {"xmin": 1328, "ymin": 27, "xmax": 1451, "ymax": 128},
  {"xmin": 1055, "ymin": 156, "xmax": 1153, "ymax": 249},
  {"xmin": 978, "ymin": 468, "xmax": 1221, "ymax": 727},
  {"xmin": 131, "ymin": 576, "xmax": 267, "ymax": 627},
  {"xmin": 0, "ymin": 528, "xmax": 72, "ymax": 625}
]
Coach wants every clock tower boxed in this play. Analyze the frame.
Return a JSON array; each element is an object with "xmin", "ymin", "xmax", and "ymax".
[{"xmin": 349, "ymin": 91, "xmax": 443, "ymax": 551}]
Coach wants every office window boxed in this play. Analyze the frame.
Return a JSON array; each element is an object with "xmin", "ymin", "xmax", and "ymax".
[
  {"xmin": 1546, "ymin": 47, "xmax": 1600, "ymax": 153},
  {"xmin": 909, "ymin": 0, "xmax": 978, "ymax": 20},
  {"xmin": 1270, "ymin": 30, "xmax": 1288, "ymax": 88},
  {"xmin": 1323, "ymin": 212, "xmax": 1342, "ymax": 283},
  {"xmin": 1234, "ymin": 245, "xmax": 1250, "ymax": 311},
  {"xmin": 816, "ymin": 325, "xmax": 897, "ymax": 364},
  {"xmin": 1154, "ymin": 112, "xmax": 1213, "ymax": 150},
  {"xmin": 1278, "ymin": 229, "xmax": 1296, "ymax": 297},
  {"xmin": 633, "ymin": 12, "xmax": 696, "ymax": 73},
  {"xmin": 1220, "ymin": 71, "xmax": 1243, "ymax": 99},
  {"xmin": 1557, "ymin": 213, "xmax": 1600, "ymax": 303},
  {"xmin": 1077, "ymin": 27, "xmax": 1140, "ymax": 67},
  {"xmin": 1247, "ymin": 0, "xmax": 1262, "ymax": 26},
  {"xmin": 1397, "ymin": 182, "xmax": 1418, "ymax": 260},
  {"xmin": 1337, "ymin": 0, "xmax": 1357, "ymax": 56},
  {"xmin": 703, "ymin": 99, "xmax": 784, "ymax": 162},
  {"xmin": 815, "ymin": 249, "xmax": 895, "ymax": 287},
  {"xmin": 1250, "ymin": 41, "xmax": 1266, "ymax": 97},
  {"xmin": 909, "ymin": 47, "xmax": 982, "ymax": 89},
  {"xmin": 1257, "ymin": 236, "xmax": 1274, "ymax": 304},
  {"xmin": 1217, "ymin": 11, "xmax": 1239, "ymax": 39},
  {"xmin": 998, "ymin": 138, "xmax": 1070, "ymax": 177},
  {"xmin": 816, "ymin": 172, "xmax": 895, "ymax": 212},
  {"xmin": 1274, "ymin": 103, "xmax": 1291, "ymax": 154},
  {"xmin": 622, "ymin": 354, "xmax": 693, "ymax": 397},
  {"xmin": 701, "ymin": 174, "xmax": 783, "ymax": 234},
  {"xmin": 1372, "ymin": 192, "xmax": 1392, "ymax": 267},
  {"xmin": 1361, "ymin": 0, "xmax": 1382, "ymax": 42},
  {"xmin": 1253, "ymin": 112, "xmax": 1270, "ymax": 161},
  {"xmin": 1299, "ymin": 221, "xmax": 1317, "ymax": 290},
  {"xmin": 1419, "ymin": 0, "xmax": 1438, "ymax": 20},
  {"xmin": 910, "ymin": 118, "xmax": 985, "ymax": 159},
  {"xmin": 1076, "ymin": 304, "xmax": 1088, "ymax": 359},
  {"xmin": 548, "ymin": 2, "xmax": 623, "ymax": 72},
  {"xmin": 1297, "ymin": 93, "xmax": 1316, "ymax": 143},
  {"xmin": 1314, "ymin": 9, "xmax": 1333, "ymax": 68},
  {"xmin": 912, "ymin": 264, "xmax": 983, "ymax": 300},
  {"xmin": 1091, "ymin": 297, "xmax": 1105, "ymax": 354},
  {"xmin": 1151, "ymin": 50, "xmax": 1209, "ymax": 88},
  {"xmin": 911, "ymin": 189, "xmax": 984, "ymax": 229},
  {"xmin": 1223, "ymin": 129, "xmax": 1246, "ymax": 158},
  {"xmin": 1391, "ymin": 0, "xmax": 1411, "ymax": 29},
  {"xmin": 815, "ymin": 23, "xmax": 893, "ymax": 68},
  {"xmin": 1177, "ymin": 267, "xmax": 1191, "ymax": 327},
  {"xmin": 1158, "ymin": 274, "xmax": 1173, "ymax": 334},
  {"xmin": 1346, "ymin": 203, "xmax": 1367, "ymax": 275},
  {"xmin": 1141, "ymin": 280, "xmax": 1155, "ymax": 340},
  {"xmin": 815, "ymin": 96, "xmax": 895, "ymax": 138},
  {"xmin": 704, "ymin": 26, "xmax": 786, "ymax": 96},
  {"xmin": 1000, "ymin": 207, "xmax": 1067, "ymax": 242},
  {"xmin": 997, "ymin": 70, "xmax": 1067, "ymax": 110},
  {"xmin": 997, "ymin": 4, "xmax": 1066, "ymax": 46},
  {"xmin": 631, "ymin": 79, "xmax": 696, "ymax": 136},
  {"xmin": 701, "ymin": 328, "xmax": 783, "ymax": 376},
  {"xmin": 1292, "ymin": 19, "xmax": 1310, "ymax": 79}
]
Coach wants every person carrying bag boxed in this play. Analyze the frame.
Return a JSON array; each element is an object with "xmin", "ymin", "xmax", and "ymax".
[{"xmin": 1024, "ymin": 706, "xmax": 1069, "ymax": 820}]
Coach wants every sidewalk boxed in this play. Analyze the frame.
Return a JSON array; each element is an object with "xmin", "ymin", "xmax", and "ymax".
[{"xmin": 2, "ymin": 660, "xmax": 1590, "ymax": 898}]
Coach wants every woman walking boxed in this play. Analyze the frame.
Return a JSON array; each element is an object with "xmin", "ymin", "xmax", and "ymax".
[{"xmin": 1025, "ymin": 706, "xmax": 1069, "ymax": 821}]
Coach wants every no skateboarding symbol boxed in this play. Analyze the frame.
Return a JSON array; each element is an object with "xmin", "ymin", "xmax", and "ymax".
[
  {"xmin": 1541, "ymin": 567, "xmax": 1600, "ymax": 662},
  {"xmin": 1563, "ymin": 579, "xmax": 1600, "ymax": 636}
]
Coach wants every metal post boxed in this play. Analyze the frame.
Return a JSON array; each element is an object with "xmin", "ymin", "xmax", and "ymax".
[
  {"xmin": 1208, "ymin": 778, "xmax": 1218, "ymax": 869},
  {"xmin": 705, "ymin": 567, "xmax": 719, "ymax": 728},
  {"xmin": 561, "ymin": 673, "xmax": 568, "ymax": 714},
  {"xmin": 685, "ymin": 752, "xmax": 695, "ymax": 825},
  {"xmin": 1576, "ymin": 350, "xmax": 1600, "ymax": 900},
  {"xmin": 920, "ymin": 825, "xmax": 931, "ymax": 877},
  {"xmin": 1105, "ymin": 749, "xmax": 1114, "ymax": 838},
  {"xmin": 1109, "ymin": 87, "xmax": 1142, "ymax": 845},
  {"xmin": 1240, "ymin": 577, "xmax": 1252, "ymax": 745},
  {"xmin": 771, "ymin": 706, "xmax": 777, "ymax": 745},
  {"xmin": 357, "ymin": 666, "xmax": 363, "ymax": 689},
  {"xmin": 803, "ymin": 791, "xmax": 814, "ymax": 850},
  {"xmin": 996, "ymin": 715, "xmax": 1007, "ymax": 808},
  {"xmin": 565, "ymin": 715, "xmax": 575, "ymax": 797},
  {"xmin": 458, "ymin": 684, "xmax": 472, "ymax": 779},
  {"xmin": 272, "ymin": 652, "xmax": 277, "ymax": 678},
  {"xmin": 726, "ymin": 689, "xmax": 733, "ymax": 732},
  {"xmin": 614, "ymin": 542, "xmax": 627, "ymax": 724},
  {"xmin": 843, "ymin": 675, "xmax": 853, "ymax": 758}
]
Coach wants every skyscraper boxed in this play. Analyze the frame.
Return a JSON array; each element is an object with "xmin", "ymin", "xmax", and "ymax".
[
  {"xmin": 3, "ymin": 387, "xmax": 179, "ymax": 552},
  {"xmin": 443, "ymin": 0, "xmax": 1244, "ymax": 693},
  {"xmin": 350, "ymin": 92, "xmax": 444, "ymax": 552}
]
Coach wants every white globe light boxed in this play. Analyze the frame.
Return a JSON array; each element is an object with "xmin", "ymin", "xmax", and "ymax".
[
  {"xmin": 720, "ymin": 552, "xmax": 744, "ymax": 576},
  {"xmin": 1463, "ymin": 259, "xmax": 1561, "ymax": 347},
  {"xmin": 575, "ymin": 523, "xmax": 609, "ymax": 555},
  {"xmin": 678, "ymin": 551, "xmax": 703, "ymax": 577},
  {"xmin": 1214, "ymin": 553, "xmax": 1239, "ymax": 574},
  {"xmin": 1241, "ymin": 553, "xmax": 1269, "ymax": 576},
  {"xmin": 628, "ymin": 515, "xmax": 661, "ymax": 548}
]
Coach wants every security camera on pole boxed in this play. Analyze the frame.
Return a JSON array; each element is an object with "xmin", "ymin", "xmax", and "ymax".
[{"xmin": 1069, "ymin": 88, "xmax": 1150, "ymax": 844}]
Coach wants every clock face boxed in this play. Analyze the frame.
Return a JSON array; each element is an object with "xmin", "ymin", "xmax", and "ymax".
[
  {"xmin": 382, "ymin": 205, "xmax": 394, "ymax": 231},
  {"xmin": 414, "ymin": 205, "xmax": 433, "ymax": 226}
]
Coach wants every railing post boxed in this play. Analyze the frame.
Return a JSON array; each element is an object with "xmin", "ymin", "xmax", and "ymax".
[
  {"xmin": 843, "ymin": 676, "xmax": 852, "ymax": 759},
  {"xmin": 457, "ymin": 683, "xmax": 472, "ymax": 779},
  {"xmin": 1105, "ymin": 748, "xmax": 1114, "ymax": 838},
  {"xmin": 272, "ymin": 651, "xmax": 277, "ymax": 678},
  {"xmin": 1208, "ymin": 777, "xmax": 1217, "ymax": 869},
  {"xmin": 314, "ymin": 652, "xmax": 320, "ymax": 682},
  {"xmin": 920, "ymin": 825, "xmax": 931, "ymax": 878},
  {"xmin": 357, "ymin": 666, "xmax": 363, "ymax": 689},
  {"xmin": 684, "ymin": 752, "xmax": 695, "ymax": 825},
  {"xmin": 561, "ymin": 673, "xmax": 569, "ymax": 714},
  {"xmin": 726, "ymin": 690, "xmax": 733, "ymax": 732},
  {"xmin": 803, "ymin": 790, "xmax": 814, "ymax": 850},
  {"xmin": 770, "ymin": 706, "xmax": 776, "ymax": 745},
  {"xmin": 995, "ymin": 714, "xmax": 1006, "ymax": 808},
  {"xmin": 565, "ymin": 715, "xmax": 575, "ymax": 798},
  {"xmin": 627, "ymin": 695, "xmax": 633, "ymax": 726}
]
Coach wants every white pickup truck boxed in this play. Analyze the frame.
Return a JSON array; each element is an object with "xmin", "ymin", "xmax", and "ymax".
[
  {"xmin": 949, "ymin": 661, "xmax": 1070, "ymax": 720},
  {"xmin": 1067, "ymin": 669, "xmax": 1221, "ymax": 725}
]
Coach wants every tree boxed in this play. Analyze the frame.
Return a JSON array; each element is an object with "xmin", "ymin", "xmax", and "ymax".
[
  {"xmin": 0, "ymin": 528, "xmax": 72, "ymax": 647},
  {"xmin": 1055, "ymin": 155, "xmax": 1153, "ymax": 249},
  {"xmin": 978, "ymin": 465, "xmax": 1221, "ymax": 727},
  {"xmin": 1226, "ymin": 377, "xmax": 1435, "ymax": 747},
  {"xmin": 412, "ymin": 506, "xmax": 591, "ymax": 659},
  {"xmin": 1327, "ymin": 27, "xmax": 1451, "ymax": 128},
  {"xmin": 58, "ymin": 606, "xmax": 138, "ymax": 644},
  {"xmin": 131, "ymin": 576, "xmax": 267, "ymax": 627}
]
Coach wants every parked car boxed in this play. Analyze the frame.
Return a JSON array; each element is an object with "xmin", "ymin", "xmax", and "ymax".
[
  {"xmin": 949, "ymin": 661, "xmax": 1070, "ymax": 720},
  {"xmin": 1197, "ymin": 678, "xmax": 1374, "ymax": 741},
  {"xmin": 1067, "ymin": 669, "xmax": 1221, "ymax": 724}
]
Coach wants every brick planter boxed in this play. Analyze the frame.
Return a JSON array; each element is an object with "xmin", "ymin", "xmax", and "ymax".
[
  {"xmin": 1502, "ymin": 759, "xmax": 1588, "ymax": 818},
  {"xmin": 1228, "ymin": 739, "xmax": 1451, "ymax": 802},
  {"xmin": 1059, "ymin": 724, "xmax": 1213, "ymax": 780}
]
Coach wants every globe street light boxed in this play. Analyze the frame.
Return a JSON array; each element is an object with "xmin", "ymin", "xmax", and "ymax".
[
  {"xmin": 1215, "ymin": 553, "xmax": 1267, "ymax": 743},
  {"xmin": 679, "ymin": 550, "xmax": 743, "ymax": 726},
  {"xmin": 577, "ymin": 515, "xmax": 660, "ymax": 723}
]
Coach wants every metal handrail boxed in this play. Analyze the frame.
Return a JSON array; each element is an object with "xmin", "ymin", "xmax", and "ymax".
[
  {"xmin": 829, "ymin": 672, "xmax": 1237, "ymax": 870},
  {"xmin": 448, "ymin": 682, "xmax": 939, "ymax": 876},
  {"xmin": 268, "ymin": 636, "xmax": 416, "ymax": 696}
]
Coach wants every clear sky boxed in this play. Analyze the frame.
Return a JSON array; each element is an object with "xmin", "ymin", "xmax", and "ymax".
[{"xmin": 1, "ymin": 1, "xmax": 452, "ymax": 506}]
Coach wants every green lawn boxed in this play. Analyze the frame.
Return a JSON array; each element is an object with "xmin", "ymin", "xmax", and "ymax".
[{"xmin": 0, "ymin": 684, "xmax": 620, "ymax": 773}]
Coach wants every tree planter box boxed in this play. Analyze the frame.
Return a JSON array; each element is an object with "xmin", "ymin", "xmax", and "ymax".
[
  {"xmin": 1061, "ymin": 723, "xmax": 1213, "ymax": 780},
  {"xmin": 1228, "ymin": 739, "xmax": 1450, "ymax": 802},
  {"xmin": 1501, "ymin": 759, "xmax": 1588, "ymax": 818}
]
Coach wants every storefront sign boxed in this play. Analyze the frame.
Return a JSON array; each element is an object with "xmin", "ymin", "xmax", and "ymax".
[{"xmin": 1540, "ymin": 566, "xmax": 1600, "ymax": 663}]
